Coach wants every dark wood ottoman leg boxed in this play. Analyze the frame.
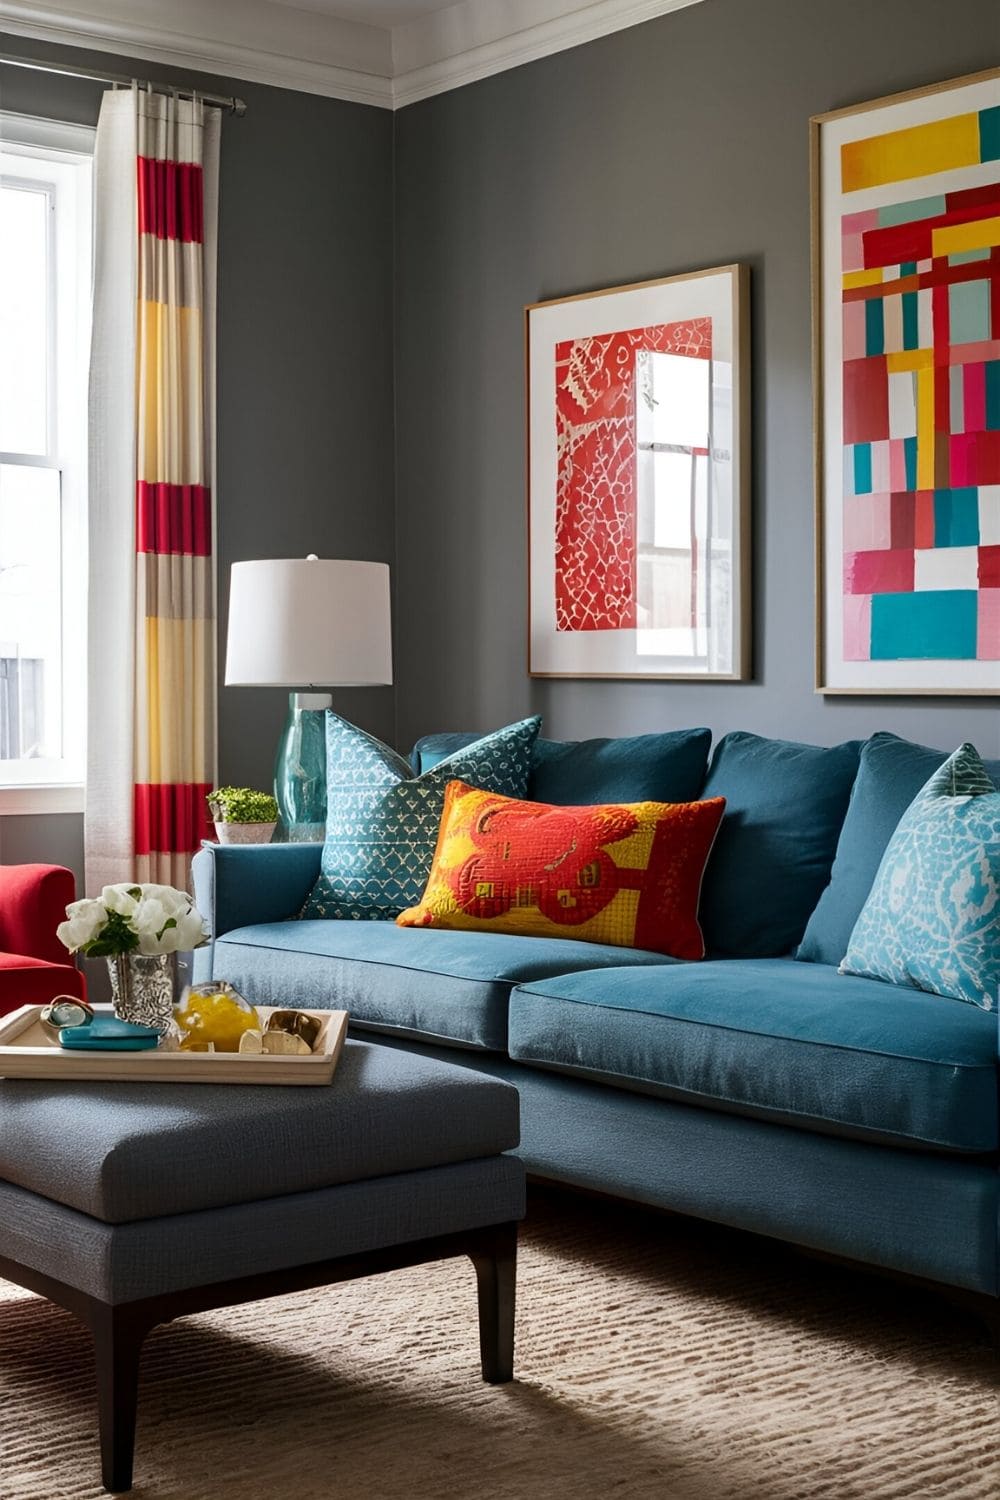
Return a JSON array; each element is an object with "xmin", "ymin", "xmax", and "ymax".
[
  {"xmin": 469, "ymin": 1220, "xmax": 517, "ymax": 1383},
  {"xmin": 90, "ymin": 1304, "xmax": 153, "ymax": 1494}
]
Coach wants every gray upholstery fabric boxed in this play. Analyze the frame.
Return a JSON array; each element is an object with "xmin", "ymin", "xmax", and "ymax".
[
  {"xmin": 0, "ymin": 1041, "xmax": 519, "ymax": 1223},
  {"xmin": 0, "ymin": 1156, "xmax": 526, "ymax": 1304},
  {"xmin": 213, "ymin": 920, "xmax": 673, "ymax": 1051}
]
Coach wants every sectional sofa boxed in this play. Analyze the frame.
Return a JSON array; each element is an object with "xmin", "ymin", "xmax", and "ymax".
[{"xmin": 192, "ymin": 728, "xmax": 1000, "ymax": 1311}]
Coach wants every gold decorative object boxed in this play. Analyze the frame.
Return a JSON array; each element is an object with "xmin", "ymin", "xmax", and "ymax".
[
  {"xmin": 265, "ymin": 1009, "xmax": 322, "ymax": 1049},
  {"xmin": 262, "ymin": 1031, "xmax": 312, "ymax": 1056}
]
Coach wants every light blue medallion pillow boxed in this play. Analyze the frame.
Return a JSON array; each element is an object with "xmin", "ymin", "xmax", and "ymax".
[
  {"xmin": 840, "ymin": 743, "xmax": 1000, "ymax": 1011},
  {"xmin": 301, "ymin": 713, "xmax": 541, "ymax": 921}
]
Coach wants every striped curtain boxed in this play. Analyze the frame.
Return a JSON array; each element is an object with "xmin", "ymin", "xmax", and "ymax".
[{"xmin": 87, "ymin": 87, "xmax": 220, "ymax": 891}]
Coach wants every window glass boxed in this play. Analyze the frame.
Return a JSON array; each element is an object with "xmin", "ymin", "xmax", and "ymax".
[
  {"xmin": 0, "ymin": 180, "xmax": 50, "ymax": 456},
  {"xmin": 0, "ymin": 463, "xmax": 62, "ymax": 760},
  {"xmin": 0, "ymin": 122, "xmax": 91, "ymax": 795}
]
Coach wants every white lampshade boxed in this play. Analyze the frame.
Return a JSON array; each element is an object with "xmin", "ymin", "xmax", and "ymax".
[{"xmin": 224, "ymin": 557, "xmax": 392, "ymax": 687}]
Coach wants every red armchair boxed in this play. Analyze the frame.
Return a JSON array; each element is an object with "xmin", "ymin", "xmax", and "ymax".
[{"xmin": 0, "ymin": 865, "xmax": 87, "ymax": 1017}]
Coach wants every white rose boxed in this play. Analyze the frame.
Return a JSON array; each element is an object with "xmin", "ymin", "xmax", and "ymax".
[
  {"xmin": 131, "ymin": 896, "xmax": 171, "ymax": 954},
  {"xmin": 57, "ymin": 898, "xmax": 108, "ymax": 952},
  {"xmin": 136, "ymin": 883, "xmax": 189, "ymax": 916},
  {"xmin": 173, "ymin": 907, "xmax": 209, "ymax": 951},
  {"xmin": 101, "ymin": 884, "xmax": 141, "ymax": 916}
]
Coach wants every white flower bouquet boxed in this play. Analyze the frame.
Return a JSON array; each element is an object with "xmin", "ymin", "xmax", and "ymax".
[{"xmin": 57, "ymin": 883, "xmax": 209, "ymax": 958}]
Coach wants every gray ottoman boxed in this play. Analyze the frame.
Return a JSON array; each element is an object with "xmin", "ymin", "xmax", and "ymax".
[{"xmin": 0, "ymin": 1040, "xmax": 525, "ymax": 1493}]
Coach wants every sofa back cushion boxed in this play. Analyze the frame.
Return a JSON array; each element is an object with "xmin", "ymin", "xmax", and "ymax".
[
  {"xmin": 301, "ymin": 713, "xmax": 540, "ymax": 921},
  {"xmin": 697, "ymin": 732, "xmax": 862, "ymax": 958},
  {"xmin": 411, "ymin": 727, "xmax": 712, "ymax": 806},
  {"xmin": 798, "ymin": 732, "xmax": 1000, "ymax": 967}
]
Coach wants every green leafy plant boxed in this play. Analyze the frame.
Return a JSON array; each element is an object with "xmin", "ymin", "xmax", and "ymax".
[{"xmin": 207, "ymin": 786, "xmax": 278, "ymax": 824}]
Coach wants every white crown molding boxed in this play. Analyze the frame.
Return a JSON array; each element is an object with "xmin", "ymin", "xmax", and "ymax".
[
  {"xmin": 0, "ymin": 0, "xmax": 709, "ymax": 110},
  {"xmin": 392, "ymin": 0, "xmax": 705, "ymax": 106},
  {"xmin": 0, "ymin": 0, "xmax": 394, "ymax": 107}
]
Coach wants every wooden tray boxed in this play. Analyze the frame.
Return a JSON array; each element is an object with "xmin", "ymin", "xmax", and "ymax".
[{"xmin": 0, "ymin": 1005, "xmax": 348, "ymax": 1086}]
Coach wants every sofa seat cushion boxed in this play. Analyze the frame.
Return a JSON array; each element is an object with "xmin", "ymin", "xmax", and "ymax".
[
  {"xmin": 0, "ymin": 1040, "xmax": 520, "ymax": 1224},
  {"xmin": 507, "ymin": 959, "xmax": 998, "ymax": 1153},
  {"xmin": 213, "ymin": 920, "xmax": 676, "ymax": 1052}
]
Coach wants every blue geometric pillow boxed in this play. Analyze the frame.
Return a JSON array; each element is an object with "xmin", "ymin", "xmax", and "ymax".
[
  {"xmin": 840, "ymin": 743, "xmax": 1000, "ymax": 1011},
  {"xmin": 301, "ymin": 714, "xmax": 541, "ymax": 921}
]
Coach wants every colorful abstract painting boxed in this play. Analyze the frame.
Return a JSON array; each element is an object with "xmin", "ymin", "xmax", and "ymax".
[
  {"xmin": 816, "ymin": 70, "xmax": 1000, "ymax": 693},
  {"xmin": 528, "ymin": 268, "xmax": 749, "ymax": 680}
]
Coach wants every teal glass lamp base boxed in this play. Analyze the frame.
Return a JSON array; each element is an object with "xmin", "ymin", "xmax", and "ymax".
[{"xmin": 274, "ymin": 692, "xmax": 330, "ymax": 842}]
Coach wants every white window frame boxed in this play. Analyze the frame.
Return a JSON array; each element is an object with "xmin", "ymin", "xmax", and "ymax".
[{"xmin": 0, "ymin": 112, "xmax": 93, "ymax": 816}]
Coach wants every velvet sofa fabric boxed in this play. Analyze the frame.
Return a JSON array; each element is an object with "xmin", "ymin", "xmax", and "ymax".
[
  {"xmin": 798, "ymin": 732, "xmax": 1000, "ymax": 967},
  {"xmin": 506, "ymin": 960, "xmax": 998, "ymax": 1153},
  {"xmin": 0, "ymin": 864, "xmax": 87, "ymax": 1017},
  {"xmin": 697, "ymin": 732, "xmax": 863, "ymax": 958},
  {"xmin": 0, "ymin": 1041, "xmax": 520, "ymax": 1223},
  {"xmin": 213, "ymin": 920, "xmax": 674, "ymax": 1051},
  {"xmin": 412, "ymin": 727, "xmax": 713, "ymax": 805}
]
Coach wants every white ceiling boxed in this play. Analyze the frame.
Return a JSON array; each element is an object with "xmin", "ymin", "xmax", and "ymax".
[{"xmin": 0, "ymin": 0, "xmax": 707, "ymax": 108}]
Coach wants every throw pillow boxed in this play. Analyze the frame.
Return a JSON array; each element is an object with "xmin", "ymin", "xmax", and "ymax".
[
  {"xmin": 696, "ymin": 732, "xmax": 863, "ymax": 958},
  {"xmin": 301, "ymin": 715, "xmax": 541, "ymax": 921},
  {"xmin": 397, "ymin": 780, "xmax": 726, "ymax": 959},
  {"xmin": 410, "ymin": 728, "xmax": 713, "ymax": 806},
  {"xmin": 798, "ymin": 732, "xmax": 1000, "ymax": 966},
  {"xmin": 839, "ymin": 744, "xmax": 1000, "ymax": 1011}
]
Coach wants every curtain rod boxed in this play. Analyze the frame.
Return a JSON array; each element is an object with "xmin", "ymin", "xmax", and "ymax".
[{"xmin": 0, "ymin": 52, "xmax": 247, "ymax": 116}]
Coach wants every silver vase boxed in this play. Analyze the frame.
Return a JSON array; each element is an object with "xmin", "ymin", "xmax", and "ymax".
[{"xmin": 108, "ymin": 953, "xmax": 175, "ymax": 1032}]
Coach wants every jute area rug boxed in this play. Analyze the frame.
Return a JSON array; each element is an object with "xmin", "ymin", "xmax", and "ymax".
[{"xmin": 1, "ymin": 1187, "xmax": 996, "ymax": 1500}]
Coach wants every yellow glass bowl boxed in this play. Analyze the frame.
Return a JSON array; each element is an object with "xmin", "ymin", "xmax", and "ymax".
[{"xmin": 173, "ymin": 983, "xmax": 261, "ymax": 1054}]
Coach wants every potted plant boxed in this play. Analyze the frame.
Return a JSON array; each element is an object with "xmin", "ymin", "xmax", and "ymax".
[{"xmin": 207, "ymin": 786, "xmax": 279, "ymax": 845}]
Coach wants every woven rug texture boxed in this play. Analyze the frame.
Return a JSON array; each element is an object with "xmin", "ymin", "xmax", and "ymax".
[{"xmin": 0, "ymin": 1189, "xmax": 996, "ymax": 1500}]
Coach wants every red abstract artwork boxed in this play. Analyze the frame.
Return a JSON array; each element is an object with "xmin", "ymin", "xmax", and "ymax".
[{"xmin": 554, "ymin": 318, "xmax": 712, "ymax": 631}]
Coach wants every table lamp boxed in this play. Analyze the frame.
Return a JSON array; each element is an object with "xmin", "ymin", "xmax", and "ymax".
[{"xmin": 224, "ymin": 556, "xmax": 392, "ymax": 840}]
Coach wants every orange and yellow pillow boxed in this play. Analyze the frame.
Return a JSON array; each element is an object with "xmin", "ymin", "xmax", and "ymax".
[{"xmin": 397, "ymin": 781, "xmax": 726, "ymax": 960}]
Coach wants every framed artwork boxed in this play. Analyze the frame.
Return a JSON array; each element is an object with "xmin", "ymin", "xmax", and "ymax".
[
  {"xmin": 813, "ymin": 67, "xmax": 1000, "ymax": 695},
  {"xmin": 527, "ymin": 265, "xmax": 750, "ymax": 680}
]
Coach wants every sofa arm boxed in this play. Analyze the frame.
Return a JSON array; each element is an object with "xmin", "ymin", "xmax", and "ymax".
[
  {"xmin": 191, "ymin": 843, "xmax": 323, "ymax": 982},
  {"xmin": 0, "ymin": 864, "xmax": 77, "ymax": 964}
]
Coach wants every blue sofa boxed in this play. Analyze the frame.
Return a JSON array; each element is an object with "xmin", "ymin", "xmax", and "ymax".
[{"xmin": 192, "ymin": 728, "xmax": 1000, "ymax": 1307}]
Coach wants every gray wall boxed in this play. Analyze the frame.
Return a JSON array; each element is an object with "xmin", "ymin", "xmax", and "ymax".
[
  {"xmin": 0, "ymin": 33, "xmax": 394, "ymax": 886},
  {"xmin": 4, "ymin": 0, "xmax": 1000, "ymax": 885},
  {"xmin": 393, "ymin": 0, "xmax": 1000, "ymax": 756}
]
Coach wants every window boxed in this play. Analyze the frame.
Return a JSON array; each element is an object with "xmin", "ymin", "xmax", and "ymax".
[{"xmin": 0, "ymin": 113, "xmax": 93, "ymax": 812}]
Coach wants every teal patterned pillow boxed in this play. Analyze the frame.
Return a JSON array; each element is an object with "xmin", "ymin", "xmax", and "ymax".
[
  {"xmin": 301, "ymin": 714, "xmax": 541, "ymax": 921},
  {"xmin": 840, "ymin": 744, "xmax": 1000, "ymax": 1011}
]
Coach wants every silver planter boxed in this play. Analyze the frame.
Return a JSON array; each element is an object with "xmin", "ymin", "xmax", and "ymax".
[{"xmin": 108, "ymin": 953, "xmax": 175, "ymax": 1032}]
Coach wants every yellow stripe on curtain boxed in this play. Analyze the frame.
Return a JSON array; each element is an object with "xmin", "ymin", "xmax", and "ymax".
[
  {"xmin": 138, "ymin": 615, "xmax": 214, "ymax": 785},
  {"xmin": 136, "ymin": 299, "xmax": 206, "ymax": 485}
]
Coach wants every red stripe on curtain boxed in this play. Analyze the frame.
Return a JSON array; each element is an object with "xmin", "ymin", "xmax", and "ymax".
[
  {"xmin": 137, "ymin": 157, "xmax": 204, "ymax": 242},
  {"xmin": 136, "ymin": 481, "xmax": 212, "ymax": 555},
  {"xmin": 134, "ymin": 783, "xmax": 213, "ymax": 856}
]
